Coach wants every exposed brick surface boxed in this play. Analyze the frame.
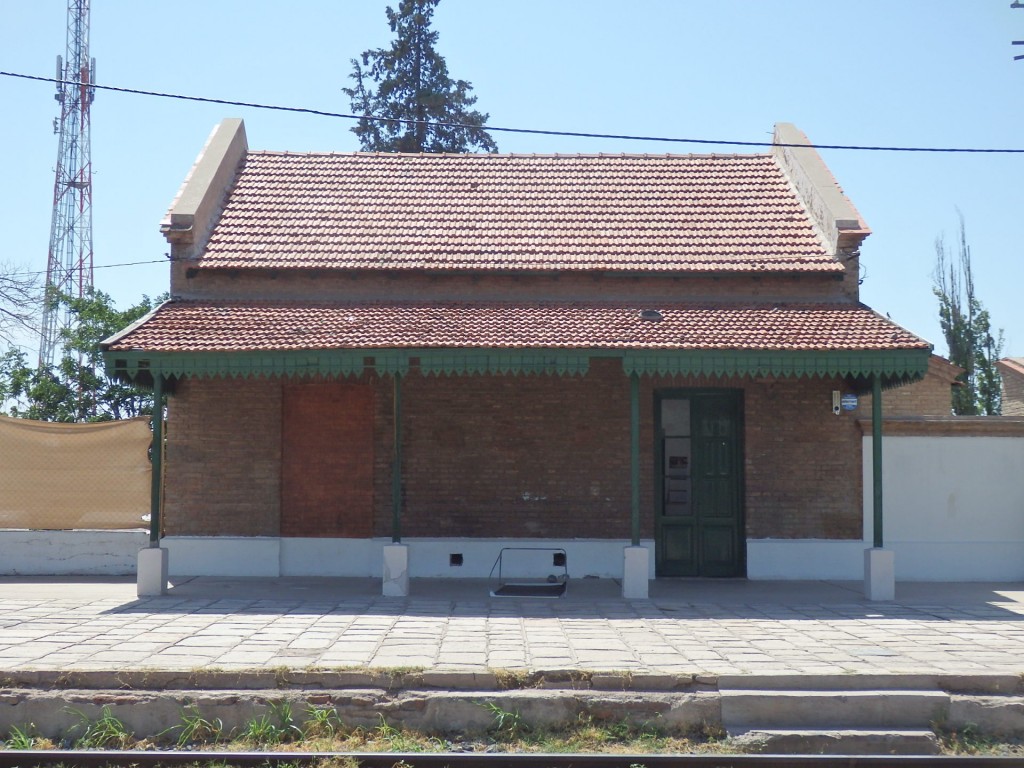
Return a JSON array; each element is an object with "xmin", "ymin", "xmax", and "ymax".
[
  {"xmin": 740, "ymin": 376, "xmax": 862, "ymax": 539},
  {"xmin": 997, "ymin": 360, "xmax": 1024, "ymax": 417},
  {"xmin": 163, "ymin": 376, "xmax": 282, "ymax": 536},
  {"xmin": 281, "ymin": 381, "xmax": 374, "ymax": 537},
  {"xmin": 163, "ymin": 365, "xmax": 865, "ymax": 543},
  {"xmin": 394, "ymin": 357, "xmax": 632, "ymax": 539},
  {"xmin": 857, "ymin": 356, "xmax": 959, "ymax": 418}
]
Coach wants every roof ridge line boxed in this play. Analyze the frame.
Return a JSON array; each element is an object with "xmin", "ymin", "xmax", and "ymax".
[{"xmin": 245, "ymin": 150, "xmax": 774, "ymax": 160}]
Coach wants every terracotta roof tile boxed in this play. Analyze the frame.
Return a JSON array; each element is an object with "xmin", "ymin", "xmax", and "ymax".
[
  {"xmin": 107, "ymin": 301, "xmax": 929, "ymax": 354},
  {"xmin": 197, "ymin": 153, "xmax": 841, "ymax": 274}
]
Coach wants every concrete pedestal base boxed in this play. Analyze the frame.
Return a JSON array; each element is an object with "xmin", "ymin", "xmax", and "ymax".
[
  {"xmin": 622, "ymin": 546, "xmax": 650, "ymax": 599},
  {"xmin": 382, "ymin": 543, "xmax": 409, "ymax": 597},
  {"xmin": 137, "ymin": 547, "xmax": 168, "ymax": 597},
  {"xmin": 864, "ymin": 547, "xmax": 895, "ymax": 601}
]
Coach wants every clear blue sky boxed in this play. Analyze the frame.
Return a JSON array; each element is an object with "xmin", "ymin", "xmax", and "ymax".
[{"xmin": 1, "ymin": 1, "xmax": 1022, "ymax": 359}]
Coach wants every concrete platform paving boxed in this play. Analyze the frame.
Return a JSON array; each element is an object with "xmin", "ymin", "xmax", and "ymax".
[{"xmin": 1, "ymin": 576, "xmax": 1023, "ymax": 676}]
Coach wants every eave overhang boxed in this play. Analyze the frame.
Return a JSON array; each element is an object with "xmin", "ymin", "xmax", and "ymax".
[
  {"xmin": 101, "ymin": 300, "xmax": 932, "ymax": 389},
  {"xmin": 103, "ymin": 347, "xmax": 930, "ymax": 391}
]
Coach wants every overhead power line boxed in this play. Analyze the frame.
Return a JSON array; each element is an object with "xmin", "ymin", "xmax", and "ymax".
[
  {"xmin": 5, "ymin": 258, "xmax": 168, "ymax": 280},
  {"xmin": 3, "ymin": 70, "xmax": 1024, "ymax": 154}
]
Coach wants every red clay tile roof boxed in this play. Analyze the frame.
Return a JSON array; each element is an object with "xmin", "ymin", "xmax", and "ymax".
[
  {"xmin": 197, "ymin": 153, "xmax": 843, "ymax": 274},
  {"xmin": 997, "ymin": 357, "xmax": 1024, "ymax": 377},
  {"xmin": 106, "ymin": 301, "xmax": 928, "ymax": 353}
]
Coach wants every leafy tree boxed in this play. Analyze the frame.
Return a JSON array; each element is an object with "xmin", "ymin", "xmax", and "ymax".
[
  {"xmin": 344, "ymin": 0, "xmax": 498, "ymax": 153},
  {"xmin": 0, "ymin": 289, "xmax": 165, "ymax": 422},
  {"xmin": 933, "ymin": 214, "xmax": 1003, "ymax": 415}
]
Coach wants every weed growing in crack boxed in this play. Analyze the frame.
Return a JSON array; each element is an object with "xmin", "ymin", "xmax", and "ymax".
[
  {"xmin": 483, "ymin": 702, "xmax": 530, "ymax": 741},
  {"xmin": 164, "ymin": 704, "xmax": 224, "ymax": 748},
  {"xmin": 302, "ymin": 705, "xmax": 341, "ymax": 740},
  {"xmin": 67, "ymin": 705, "xmax": 133, "ymax": 750}
]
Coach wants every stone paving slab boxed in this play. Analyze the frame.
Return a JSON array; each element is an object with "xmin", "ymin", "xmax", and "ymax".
[{"xmin": 0, "ymin": 576, "xmax": 1022, "ymax": 677}]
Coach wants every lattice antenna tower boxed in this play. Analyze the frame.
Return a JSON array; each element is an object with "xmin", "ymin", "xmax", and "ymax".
[{"xmin": 40, "ymin": 0, "xmax": 96, "ymax": 366}]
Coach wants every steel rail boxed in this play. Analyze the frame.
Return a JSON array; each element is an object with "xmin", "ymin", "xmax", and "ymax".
[{"xmin": 2, "ymin": 752, "xmax": 1024, "ymax": 768}]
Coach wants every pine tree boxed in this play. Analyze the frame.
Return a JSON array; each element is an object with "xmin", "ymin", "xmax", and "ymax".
[
  {"xmin": 933, "ymin": 214, "xmax": 1004, "ymax": 415},
  {"xmin": 344, "ymin": 0, "xmax": 498, "ymax": 153}
]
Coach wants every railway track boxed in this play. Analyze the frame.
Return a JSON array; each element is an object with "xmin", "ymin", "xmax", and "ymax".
[{"xmin": 2, "ymin": 752, "xmax": 1024, "ymax": 768}]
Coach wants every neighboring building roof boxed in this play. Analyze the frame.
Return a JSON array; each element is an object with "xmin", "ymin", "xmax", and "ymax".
[
  {"xmin": 106, "ymin": 300, "xmax": 929, "ymax": 354},
  {"xmin": 996, "ymin": 357, "xmax": 1024, "ymax": 377},
  {"xmin": 926, "ymin": 354, "xmax": 965, "ymax": 383},
  {"xmin": 190, "ymin": 151, "xmax": 847, "ymax": 274}
]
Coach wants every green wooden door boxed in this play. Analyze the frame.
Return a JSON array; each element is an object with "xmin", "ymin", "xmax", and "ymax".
[{"xmin": 656, "ymin": 391, "xmax": 744, "ymax": 577}]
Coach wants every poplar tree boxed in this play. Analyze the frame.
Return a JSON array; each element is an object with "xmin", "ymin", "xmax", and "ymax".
[
  {"xmin": 344, "ymin": 0, "xmax": 498, "ymax": 153},
  {"xmin": 933, "ymin": 214, "xmax": 1004, "ymax": 415}
]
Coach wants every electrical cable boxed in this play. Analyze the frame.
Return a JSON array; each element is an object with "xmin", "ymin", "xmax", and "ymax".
[
  {"xmin": 3, "ymin": 70, "xmax": 1024, "ymax": 154},
  {"xmin": 4, "ymin": 259, "xmax": 170, "ymax": 279}
]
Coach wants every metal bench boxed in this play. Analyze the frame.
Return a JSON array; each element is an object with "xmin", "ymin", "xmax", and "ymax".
[{"xmin": 489, "ymin": 546, "xmax": 568, "ymax": 598}]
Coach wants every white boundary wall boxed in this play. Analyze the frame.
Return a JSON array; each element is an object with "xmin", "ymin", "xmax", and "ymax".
[
  {"xmin": 163, "ymin": 537, "xmax": 656, "ymax": 579},
  {"xmin": 863, "ymin": 434, "xmax": 1024, "ymax": 581},
  {"xmin": 0, "ymin": 530, "xmax": 147, "ymax": 575}
]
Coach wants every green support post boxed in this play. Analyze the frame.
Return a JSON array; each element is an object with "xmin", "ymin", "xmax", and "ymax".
[
  {"xmin": 149, "ymin": 375, "xmax": 164, "ymax": 548},
  {"xmin": 872, "ymin": 374, "xmax": 883, "ymax": 549},
  {"xmin": 630, "ymin": 372, "xmax": 640, "ymax": 547},
  {"xmin": 391, "ymin": 372, "xmax": 403, "ymax": 543}
]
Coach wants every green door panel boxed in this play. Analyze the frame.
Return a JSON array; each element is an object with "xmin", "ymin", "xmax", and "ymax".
[{"xmin": 656, "ymin": 391, "xmax": 744, "ymax": 577}]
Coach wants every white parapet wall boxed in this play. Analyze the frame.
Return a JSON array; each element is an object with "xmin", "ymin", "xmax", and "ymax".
[
  {"xmin": 863, "ymin": 432, "xmax": 1024, "ymax": 581},
  {"xmin": 0, "ymin": 529, "xmax": 147, "ymax": 575},
  {"xmin": 162, "ymin": 536, "xmax": 655, "ymax": 579},
  {"xmin": 746, "ymin": 539, "xmax": 866, "ymax": 580}
]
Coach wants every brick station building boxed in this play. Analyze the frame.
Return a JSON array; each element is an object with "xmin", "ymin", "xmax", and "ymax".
[{"xmin": 102, "ymin": 120, "xmax": 932, "ymax": 597}]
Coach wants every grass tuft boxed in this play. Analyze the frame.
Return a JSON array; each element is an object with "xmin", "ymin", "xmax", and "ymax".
[{"xmin": 66, "ymin": 705, "xmax": 133, "ymax": 750}]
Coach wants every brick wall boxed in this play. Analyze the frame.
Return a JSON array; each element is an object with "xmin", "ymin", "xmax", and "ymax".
[
  {"xmin": 281, "ymin": 380, "xmax": 374, "ymax": 537},
  {"xmin": 172, "ymin": 269, "xmax": 853, "ymax": 306},
  {"xmin": 386, "ymin": 365, "xmax": 862, "ymax": 541},
  {"xmin": 857, "ymin": 357, "xmax": 958, "ymax": 418},
  {"xmin": 999, "ymin": 367, "xmax": 1024, "ymax": 417},
  {"xmin": 163, "ymin": 376, "xmax": 282, "ymax": 536},
  {"xmin": 165, "ymin": 365, "xmax": 865, "ymax": 542},
  {"xmin": 739, "ymin": 376, "xmax": 863, "ymax": 539},
  {"xmin": 393, "ymin": 358, "xmax": 633, "ymax": 539}
]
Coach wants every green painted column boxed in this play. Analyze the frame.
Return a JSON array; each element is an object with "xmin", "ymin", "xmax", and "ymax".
[
  {"xmin": 391, "ymin": 372, "xmax": 403, "ymax": 543},
  {"xmin": 630, "ymin": 372, "xmax": 640, "ymax": 546},
  {"xmin": 872, "ymin": 374, "xmax": 883, "ymax": 549},
  {"xmin": 149, "ymin": 375, "xmax": 164, "ymax": 548}
]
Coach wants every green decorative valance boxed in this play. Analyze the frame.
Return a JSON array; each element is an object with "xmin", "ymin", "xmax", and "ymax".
[
  {"xmin": 621, "ymin": 349, "xmax": 931, "ymax": 382},
  {"xmin": 104, "ymin": 346, "xmax": 930, "ymax": 387},
  {"xmin": 103, "ymin": 348, "xmax": 593, "ymax": 383}
]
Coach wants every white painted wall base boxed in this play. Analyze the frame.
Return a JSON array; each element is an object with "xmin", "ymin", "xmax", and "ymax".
[
  {"xmin": 746, "ymin": 539, "xmax": 866, "ymax": 580},
  {"xmin": 137, "ymin": 547, "xmax": 168, "ymax": 596},
  {"xmin": 622, "ymin": 546, "xmax": 649, "ymax": 599},
  {"xmin": 280, "ymin": 537, "xmax": 377, "ymax": 577},
  {"xmin": 864, "ymin": 547, "xmax": 895, "ymax": 601},
  {"xmin": 382, "ymin": 543, "xmax": 409, "ymax": 596},
  {"xmin": 161, "ymin": 536, "xmax": 655, "ymax": 579},
  {"xmin": 0, "ymin": 530, "xmax": 147, "ymax": 575},
  {"xmin": 164, "ymin": 536, "xmax": 280, "ymax": 577}
]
